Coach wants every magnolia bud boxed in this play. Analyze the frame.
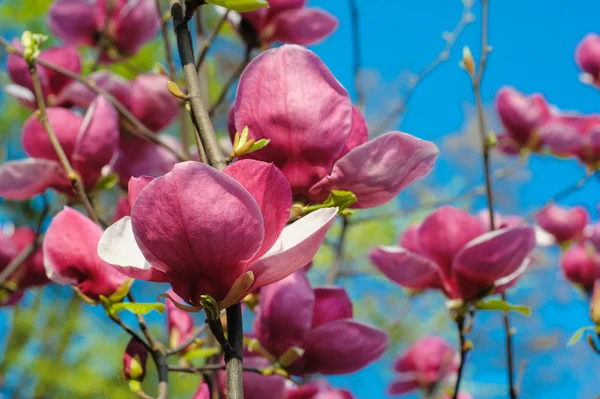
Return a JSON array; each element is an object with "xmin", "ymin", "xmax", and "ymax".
[
  {"xmin": 123, "ymin": 339, "xmax": 148, "ymax": 381},
  {"xmin": 461, "ymin": 46, "xmax": 476, "ymax": 77}
]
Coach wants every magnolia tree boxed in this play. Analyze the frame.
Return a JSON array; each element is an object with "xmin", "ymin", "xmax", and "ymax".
[{"xmin": 0, "ymin": 0, "xmax": 598, "ymax": 398}]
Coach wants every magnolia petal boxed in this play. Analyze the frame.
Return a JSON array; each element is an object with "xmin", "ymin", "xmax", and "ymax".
[
  {"xmin": 299, "ymin": 320, "xmax": 389, "ymax": 375},
  {"xmin": 560, "ymin": 243, "xmax": 600, "ymax": 290},
  {"xmin": 38, "ymin": 46, "xmax": 82, "ymax": 95},
  {"xmin": 338, "ymin": 106, "xmax": 369, "ymax": 159},
  {"xmin": 128, "ymin": 176, "xmax": 154, "ymax": 208},
  {"xmin": 254, "ymin": 271, "xmax": 314, "ymax": 356},
  {"xmin": 0, "ymin": 159, "xmax": 67, "ymax": 200},
  {"xmin": 311, "ymin": 287, "xmax": 353, "ymax": 328},
  {"xmin": 73, "ymin": 96, "xmax": 120, "ymax": 177},
  {"xmin": 22, "ymin": 107, "xmax": 82, "ymax": 161},
  {"xmin": 98, "ymin": 216, "xmax": 168, "ymax": 282},
  {"xmin": 231, "ymin": 45, "xmax": 352, "ymax": 195},
  {"xmin": 369, "ymin": 246, "xmax": 443, "ymax": 290},
  {"xmin": 453, "ymin": 226, "xmax": 536, "ymax": 301},
  {"xmin": 265, "ymin": 8, "xmax": 338, "ymax": 46},
  {"xmin": 310, "ymin": 132, "xmax": 438, "ymax": 208},
  {"xmin": 267, "ymin": 0, "xmax": 306, "ymax": 13},
  {"xmin": 130, "ymin": 74, "xmax": 178, "ymax": 132},
  {"xmin": 224, "ymin": 160, "xmax": 292, "ymax": 262},
  {"xmin": 191, "ymin": 383, "xmax": 210, "ymax": 399},
  {"xmin": 44, "ymin": 207, "xmax": 129, "ymax": 300},
  {"xmin": 388, "ymin": 380, "xmax": 420, "ymax": 395},
  {"xmin": 218, "ymin": 271, "xmax": 255, "ymax": 310},
  {"xmin": 249, "ymin": 207, "xmax": 337, "ymax": 290},
  {"xmin": 534, "ymin": 204, "xmax": 589, "ymax": 244},
  {"xmin": 417, "ymin": 206, "xmax": 486, "ymax": 278},
  {"xmin": 4, "ymin": 84, "xmax": 36, "ymax": 108},
  {"xmin": 114, "ymin": 0, "xmax": 161, "ymax": 56},
  {"xmin": 131, "ymin": 161, "xmax": 264, "ymax": 303},
  {"xmin": 47, "ymin": 0, "xmax": 97, "ymax": 46}
]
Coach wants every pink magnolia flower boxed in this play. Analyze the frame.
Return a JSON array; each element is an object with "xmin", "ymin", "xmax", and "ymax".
[
  {"xmin": 536, "ymin": 114, "xmax": 600, "ymax": 166},
  {"xmin": 48, "ymin": 0, "xmax": 160, "ymax": 61},
  {"xmin": 286, "ymin": 381, "xmax": 354, "ymax": 399},
  {"xmin": 98, "ymin": 160, "xmax": 337, "ymax": 308},
  {"xmin": 218, "ymin": 355, "xmax": 286, "ymax": 399},
  {"xmin": 44, "ymin": 207, "xmax": 130, "ymax": 302},
  {"xmin": 237, "ymin": 0, "xmax": 338, "ymax": 48},
  {"xmin": 389, "ymin": 336, "xmax": 459, "ymax": 395},
  {"xmin": 123, "ymin": 338, "xmax": 148, "ymax": 381},
  {"xmin": 6, "ymin": 43, "xmax": 81, "ymax": 108},
  {"xmin": 534, "ymin": 204, "xmax": 589, "ymax": 245},
  {"xmin": 0, "ymin": 97, "xmax": 119, "ymax": 200},
  {"xmin": 252, "ymin": 271, "xmax": 389, "ymax": 375},
  {"xmin": 370, "ymin": 206, "xmax": 536, "ymax": 301},
  {"xmin": 0, "ymin": 227, "xmax": 49, "ymax": 306},
  {"xmin": 576, "ymin": 33, "xmax": 600, "ymax": 86},
  {"xmin": 62, "ymin": 71, "xmax": 178, "ymax": 132},
  {"xmin": 495, "ymin": 86, "xmax": 552, "ymax": 152},
  {"xmin": 590, "ymin": 280, "xmax": 600, "ymax": 324},
  {"xmin": 560, "ymin": 241, "xmax": 600, "ymax": 292},
  {"xmin": 229, "ymin": 45, "xmax": 438, "ymax": 209},
  {"xmin": 166, "ymin": 290, "xmax": 195, "ymax": 351},
  {"xmin": 476, "ymin": 210, "xmax": 524, "ymax": 231},
  {"xmin": 442, "ymin": 394, "xmax": 472, "ymax": 399},
  {"xmin": 589, "ymin": 222, "xmax": 600, "ymax": 251}
]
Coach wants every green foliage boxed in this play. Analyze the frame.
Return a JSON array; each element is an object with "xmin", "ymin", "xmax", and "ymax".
[
  {"xmin": 205, "ymin": 0, "xmax": 269, "ymax": 12},
  {"xmin": 474, "ymin": 298, "xmax": 532, "ymax": 316},
  {"xmin": 0, "ymin": 0, "xmax": 54, "ymax": 31},
  {"xmin": 112, "ymin": 302, "xmax": 166, "ymax": 316},
  {"xmin": 567, "ymin": 325, "xmax": 600, "ymax": 346}
]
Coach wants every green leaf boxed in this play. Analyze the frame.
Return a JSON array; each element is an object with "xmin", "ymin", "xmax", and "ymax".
[
  {"xmin": 93, "ymin": 173, "xmax": 119, "ymax": 192},
  {"xmin": 568, "ymin": 326, "xmax": 600, "ymax": 346},
  {"xmin": 112, "ymin": 302, "xmax": 165, "ymax": 316},
  {"xmin": 245, "ymin": 139, "xmax": 270, "ymax": 154},
  {"xmin": 182, "ymin": 347, "xmax": 221, "ymax": 361},
  {"xmin": 205, "ymin": 0, "xmax": 269, "ymax": 12},
  {"xmin": 303, "ymin": 190, "xmax": 357, "ymax": 215},
  {"xmin": 474, "ymin": 298, "xmax": 531, "ymax": 316}
]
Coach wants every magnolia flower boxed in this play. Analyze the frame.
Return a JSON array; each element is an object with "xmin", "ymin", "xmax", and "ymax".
[
  {"xmin": 389, "ymin": 336, "xmax": 459, "ymax": 395},
  {"xmin": 370, "ymin": 206, "xmax": 536, "ymax": 301},
  {"xmin": 590, "ymin": 280, "xmax": 600, "ymax": 324},
  {"xmin": 48, "ymin": 0, "xmax": 159, "ymax": 61},
  {"xmin": 535, "ymin": 204, "xmax": 589, "ymax": 245},
  {"xmin": 536, "ymin": 114, "xmax": 600, "ymax": 166},
  {"xmin": 0, "ymin": 97, "xmax": 119, "ymax": 200},
  {"xmin": 44, "ymin": 207, "xmax": 130, "ymax": 302},
  {"xmin": 0, "ymin": 227, "xmax": 49, "ymax": 306},
  {"xmin": 229, "ymin": 45, "xmax": 438, "ymax": 209},
  {"xmin": 495, "ymin": 86, "xmax": 552, "ymax": 153},
  {"xmin": 252, "ymin": 271, "xmax": 389, "ymax": 375},
  {"xmin": 286, "ymin": 381, "xmax": 354, "ymax": 399},
  {"xmin": 6, "ymin": 43, "xmax": 81, "ymax": 108},
  {"xmin": 218, "ymin": 356, "xmax": 286, "ymax": 399},
  {"xmin": 122, "ymin": 338, "xmax": 148, "ymax": 381},
  {"xmin": 166, "ymin": 290, "xmax": 195, "ymax": 351},
  {"xmin": 589, "ymin": 223, "xmax": 600, "ymax": 251},
  {"xmin": 98, "ymin": 160, "xmax": 337, "ymax": 309},
  {"xmin": 576, "ymin": 33, "xmax": 600, "ymax": 86},
  {"xmin": 236, "ymin": 0, "xmax": 338, "ymax": 48},
  {"xmin": 560, "ymin": 241, "xmax": 600, "ymax": 292},
  {"xmin": 62, "ymin": 72, "xmax": 179, "ymax": 133}
]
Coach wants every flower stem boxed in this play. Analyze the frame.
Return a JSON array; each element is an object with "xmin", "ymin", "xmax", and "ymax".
[
  {"xmin": 453, "ymin": 316, "xmax": 468, "ymax": 399},
  {"xmin": 225, "ymin": 304, "xmax": 244, "ymax": 399},
  {"xmin": 29, "ymin": 65, "xmax": 101, "ymax": 225}
]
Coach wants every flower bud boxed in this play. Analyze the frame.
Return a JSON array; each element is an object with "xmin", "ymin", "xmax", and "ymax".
[
  {"xmin": 123, "ymin": 339, "xmax": 148, "ymax": 382},
  {"xmin": 461, "ymin": 46, "xmax": 476, "ymax": 77}
]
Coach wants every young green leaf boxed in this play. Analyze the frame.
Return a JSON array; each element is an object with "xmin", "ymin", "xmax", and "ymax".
[
  {"xmin": 567, "ymin": 326, "xmax": 600, "ymax": 346},
  {"xmin": 112, "ymin": 302, "xmax": 166, "ymax": 316},
  {"xmin": 206, "ymin": 0, "xmax": 268, "ymax": 13},
  {"xmin": 474, "ymin": 298, "xmax": 531, "ymax": 316}
]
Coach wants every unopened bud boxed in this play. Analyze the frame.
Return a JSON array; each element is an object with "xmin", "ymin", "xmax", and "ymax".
[
  {"xmin": 167, "ymin": 81, "xmax": 188, "ymax": 100},
  {"xmin": 461, "ymin": 46, "xmax": 476, "ymax": 76},
  {"xmin": 21, "ymin": 31, "xmax": 47, "ymax": 65},
  {"xmin": 123, "ymin": 338, "xmax": 148, "ymax": 381}
]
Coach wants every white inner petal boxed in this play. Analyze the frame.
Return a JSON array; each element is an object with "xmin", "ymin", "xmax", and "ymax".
[{"xmin": 98, "ymin": 216, "xmax": 151, "ymax": 270}]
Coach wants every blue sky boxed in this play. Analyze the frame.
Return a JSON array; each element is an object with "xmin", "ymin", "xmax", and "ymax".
[{"xmin": 306, "ymin": 0, "xmax": 600, "ymax": 398}]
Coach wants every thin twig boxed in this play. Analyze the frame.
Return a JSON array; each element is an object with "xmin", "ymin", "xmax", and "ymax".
[
  {"xmin": 208, "ymin": 47, "xmax": 251, "ymax": 118},
  {"xmin": 107, "ymin": 313, "xmax": 151, "ymax": 352},
  {"xmin": 29, "ymin": 65, "xmax": 101, "ymax": 224},
  {"xmin": 468, "ymin": 1, "xmax": 517, "ymax": 398},
  {"xmin": 374, "ymin": 3, "xmax": 473, "ymax": 134},
  {"xmin": 156, "ymin": 0, "xmax": 177, "ymax": 80},
  {"xmin": 0, "ymin": 37, "xmax": 186, "ymax": 162},
  {"xmin": 171, "ymin": 1, "xmax": 227, "ymax": 170},
  {"xmin": 168, "ymin": 365, "xmax": 263, "ymax": 375},
  {"xmin": 326, "ymin": 216, "xmax": 350, "ymax": 285},
  {"xmin": 349, "ymin": 0, "xmax": 364, "ymax": 109},
  {"xmin": 166, "ymin": 324, "xmax": 208, "ymax": 355},
  {"xmin": 196, "ymin": 10, "xmax": 230, "ymax": 71}
]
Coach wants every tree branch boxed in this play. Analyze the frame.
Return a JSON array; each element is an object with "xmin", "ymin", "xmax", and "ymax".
[
  {"xmin": 196, "ymin": 10, "xmax": 230, "ymax": 71},
  {"xmin": 452, "ymin": 316, "xmax": 470, "ymax": 399},
  {"xmin": 166, "ymin": 324, "xmax": 208, "ymax": 356},
  {"xmin": 349, "ymin": 0, "xmax": 364, "ymax": 109}
]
